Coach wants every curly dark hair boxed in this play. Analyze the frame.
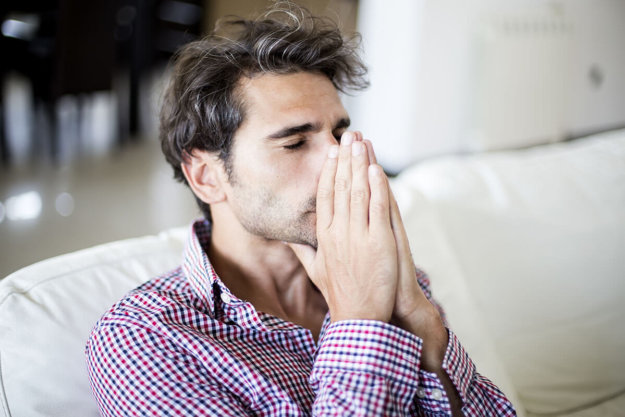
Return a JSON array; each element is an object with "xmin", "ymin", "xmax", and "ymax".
[{"xmin": 159, "ymin": 1, "xmax": 369, "ymax": 220}]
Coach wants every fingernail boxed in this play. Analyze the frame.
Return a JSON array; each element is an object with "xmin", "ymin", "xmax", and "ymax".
[
  {"xmin": 352, "ymin": 142, "xmax": 363, "ymax": 156},
  {"xmin": 341, "ymin": 132, "xmax": 353, "ymax": 146},
  {"xmin": 328, "ymin": 145, "xmax": 339, "ymax": 158},
  {"xmin": 368, "ymin": 164, "xmax": 380, "ymax": 177}
]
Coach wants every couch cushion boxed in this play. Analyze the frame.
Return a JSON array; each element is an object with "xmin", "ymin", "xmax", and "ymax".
[
  {"xmin": 393, "ymin": 129, "xmax": 625, "ymax": 414},
  {"xmin": 526, "ymin": 389, "xmax": 625, "ymax": 417},
  {"xmin": 0, "ymin": 228, "xmax": 186, "ymax": 417},
  {"xmin": 391, "ymin": 177, "xmax": 526, "ymax": 416}
]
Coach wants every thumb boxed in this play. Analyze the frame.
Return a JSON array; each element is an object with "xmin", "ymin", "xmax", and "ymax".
[{"xmin": 286, "ymin": 242, "xmax": 317, "ymax": 277}]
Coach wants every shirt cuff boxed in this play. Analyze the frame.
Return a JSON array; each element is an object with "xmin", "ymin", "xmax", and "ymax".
[
  {"xmin": 415, "ymin": 329, "xmax": 476, "ymax": 415},
  {"xmin": 441, "ymin": 329, "xmax": 475, "ymax": 400},
  {"xmin": 313, "ymin": 320, "xmax": 423, "ymax": 385}
]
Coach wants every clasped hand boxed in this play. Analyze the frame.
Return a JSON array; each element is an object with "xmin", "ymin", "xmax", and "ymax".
[{"xmin": 289, "ymin": 132, "xmax": 442, "ymax": 334}]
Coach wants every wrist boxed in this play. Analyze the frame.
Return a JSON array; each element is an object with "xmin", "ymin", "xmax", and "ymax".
[
  {"xmin": 392, "ymin": 308, "xmax": 448, "ymax": 371},
  {"xmin": 392, "ymin": 304, "xmax": 442, "ymax": 335},
  {"xmin": 331, "ymin": 308, "xmax": 392, "ymax": 323}
]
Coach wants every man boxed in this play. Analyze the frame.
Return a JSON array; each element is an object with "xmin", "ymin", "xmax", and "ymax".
[{"xmin": 86, "ymin": 3, "xmax": 516, "ymax": 416}]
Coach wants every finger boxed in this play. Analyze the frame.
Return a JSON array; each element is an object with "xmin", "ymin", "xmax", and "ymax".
[
  {"xmin": 367, "ymin": 164, "xmax": 392, "ymax": 233},
  {"xmin": 354, "ymin": 131, "xmax": 363, "ymax": 142},
  {"xmin": 357, "ymin": 134, "xmax": 371, "ymax": 166},
  {"xmin": 350, "ymin": 141, "xmax": 370, "ymax": 229},
  {"xmin": 389, "ymin": 189, "xmax": 414, "ymax": 267},
  {"xmin": 363, "ymin": 139, "xmax": 377, "ymax": 165},
  {"xmin": 389, "ymin": 188, "xmax": 423, "ymax": 313},
  {"xmin": 316, "ymin": 144, "xmax": 339, "ymax": 230},
  {"xmin": 287, "ymin": 242, "xmax": 317, "ymax": 279},
  {"xmin": 334, "ymin": 131, "xmax": 354, "ymax": 222}
]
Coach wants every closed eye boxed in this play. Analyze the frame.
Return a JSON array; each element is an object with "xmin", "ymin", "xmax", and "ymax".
[{"xmin": 284, "ymin": 140, "xmax": 306, "ymax": 150}]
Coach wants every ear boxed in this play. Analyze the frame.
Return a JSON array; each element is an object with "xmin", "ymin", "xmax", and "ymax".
[{"xmin": 181, "ymin": 150, "xmax": 227, "ymax": 205}]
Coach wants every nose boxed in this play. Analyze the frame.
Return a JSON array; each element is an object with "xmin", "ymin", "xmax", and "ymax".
[
  {"xmin": 309, "ymin": 131, "xmax": 339, "ymax": 184},
  {"xmin": 316, "ymin": 129, "xmax": 364, "ymax": 163},
  {"xmin": 324, "ymin": 130, "xmax": 341, "ymax": 147},
  {"xmin": 322, "ymin": 129, "xmax": 360, "ymax": 147},
  {"xmin": 320, "ymin": 130, "xmax": 344, "ymax": 157},
  {"xmin": 312, "ymin": 130, "xmax": 361, "ymax": 180}
]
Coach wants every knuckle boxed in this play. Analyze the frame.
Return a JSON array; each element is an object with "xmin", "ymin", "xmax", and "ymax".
[
  {"xmin": 369, "ymin": 200, "xmax": 388, "ymax": 216},
  {"xmin": 334, "ymin": 177, "xmax": 350, "ymax": 193},
  {"xmin": 317, "ymin": 186, "xmax": 333, "ymax": 200},
  {"xmin": 351, "ymin": 188, "xmax": 368, "ymax": 204}
]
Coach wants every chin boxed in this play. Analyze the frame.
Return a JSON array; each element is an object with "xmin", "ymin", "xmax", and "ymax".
[
  {"xmin": 283, "ymin": 223, "xmax": 317, "ymax": 249},
  {"xmin": 257, "ymin": 211, "xmax": 318, "ymax": 247},
  {"xmin": 282, "ymin": 231, "xmax": 317, "ymax": 249}
]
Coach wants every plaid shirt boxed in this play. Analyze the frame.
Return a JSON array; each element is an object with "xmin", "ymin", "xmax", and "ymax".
[{"xmin": 86, "ymin": 219, "xmax": 516, "ymax": 416}]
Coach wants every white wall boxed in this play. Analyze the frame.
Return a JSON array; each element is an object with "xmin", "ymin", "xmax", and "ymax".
[
  {"xmin": 564, "ymin": 0, "xmax": 625, "ymax": 134},
  {"xmin": 347, "ymin": 0, "xmax": 625, "ymax": 173}
]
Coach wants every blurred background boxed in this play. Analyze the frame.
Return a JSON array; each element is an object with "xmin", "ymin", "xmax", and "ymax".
[{"xmin": 0, "ymin": 0, "xmax": 623, "ymax": 278}]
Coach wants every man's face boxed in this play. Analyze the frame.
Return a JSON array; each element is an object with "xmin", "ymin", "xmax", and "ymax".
[{"xmin": 223, "ymin": 71, "xmax": 349, "ymax": 248}]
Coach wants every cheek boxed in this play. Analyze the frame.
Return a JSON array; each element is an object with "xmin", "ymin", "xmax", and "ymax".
[
  {"xmin": 290, "ymin": 152, "xmax": 327, "ymax": 205},
  {"xmin": 232, "ymin": 146, "xmax": 275, "ymax": 183},
  {"xmin": 237, "ymin": 146, "xmax": 326, "ymax": 198}
]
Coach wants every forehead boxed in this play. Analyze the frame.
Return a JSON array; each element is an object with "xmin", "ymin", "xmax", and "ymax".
[{"xmin": 236, "ymin": 71, "xmax": 346, "ymax": 129}]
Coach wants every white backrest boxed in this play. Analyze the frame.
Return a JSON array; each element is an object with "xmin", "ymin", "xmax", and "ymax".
[
  {"xmin": 0, "ymin": 228, "xmax": 186, "ymax": 417},
  {"xmin": 391, "ymin": 176, "xmax": 526, "ymax": 416},
  {"xmin": 392, "ymin": 129, "xmax": 625, "ymax": 415}
]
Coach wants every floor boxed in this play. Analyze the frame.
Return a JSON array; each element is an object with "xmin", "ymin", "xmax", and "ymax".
[
  {"xmin": 0, "ymin": 76, "xmax": 199, "ymax": 278},
  {"xmin": 0, "ymin": 138, "xmax": 199, "ymax": 278}
]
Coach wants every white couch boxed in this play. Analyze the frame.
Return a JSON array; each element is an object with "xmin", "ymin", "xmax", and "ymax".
[{"xmin": 1, "ymin": 129, "xmax": 624, "ymax": 416}]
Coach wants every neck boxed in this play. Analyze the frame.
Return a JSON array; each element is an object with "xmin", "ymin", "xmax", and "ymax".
[{"xmin": 207, "ymin": 205, "xmax": 327, "ymax": 337}]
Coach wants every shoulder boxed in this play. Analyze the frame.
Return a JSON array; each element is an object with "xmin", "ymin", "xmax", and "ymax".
[
  {"xmin": 84, "ymin": 266, "xmax": 224, "ymax": 378},
  {"xmin": 87, "ymin": 267, "xmax": 205, "ymax": 343}
]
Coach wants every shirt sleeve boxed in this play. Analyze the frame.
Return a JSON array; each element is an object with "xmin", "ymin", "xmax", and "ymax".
[
  {"xmin": 310, "ymin": 320, "xmax": 516, "ymax": 417},
  {"xmin": 310, "ymin": 320, "xmax": 424, "ymax": 415},
  {"xmin": 86, "ymin": 324, "xmax": 250, "ymax": 417}
]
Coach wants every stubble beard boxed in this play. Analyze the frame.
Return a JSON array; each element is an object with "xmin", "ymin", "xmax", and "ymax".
[
  {"xmin": 231, "ymin": 181, "xmax": 318, "ymax": 249},
  {"xmin": 226, "ymin": 158, "xmax": 319, "ymax": 248}
]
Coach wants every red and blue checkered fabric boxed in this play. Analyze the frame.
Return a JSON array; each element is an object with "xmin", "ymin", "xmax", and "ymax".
[{"xmin": 86, "ymin": 219, "xmax": 516, "ymax": 416}]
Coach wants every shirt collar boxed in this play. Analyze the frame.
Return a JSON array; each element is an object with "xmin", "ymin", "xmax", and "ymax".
[
  {"xmin": 181, "ymin": 218, "xmax": 220, "ymax": 316},
  {"xmin": 181, "ymin": 219, "xmax": 301, "ymax": 332}
]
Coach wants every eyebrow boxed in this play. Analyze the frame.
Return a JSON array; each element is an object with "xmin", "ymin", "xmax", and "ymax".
[{"xmin": 266, "ymin": 117, "xmax": 351, "ymax": 140}]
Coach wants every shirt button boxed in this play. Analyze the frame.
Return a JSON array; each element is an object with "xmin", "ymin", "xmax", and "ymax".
[
  {"xmin": 220, "ymin": 293, "xmax": 232, "ymax": 304},
  {"xmin": 431, "ymin": 388, "xmax": 443, "ymax": 400},
  {"xmin": 416, "ymin": 387, "xmax": 426, "ymax": 398}
]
